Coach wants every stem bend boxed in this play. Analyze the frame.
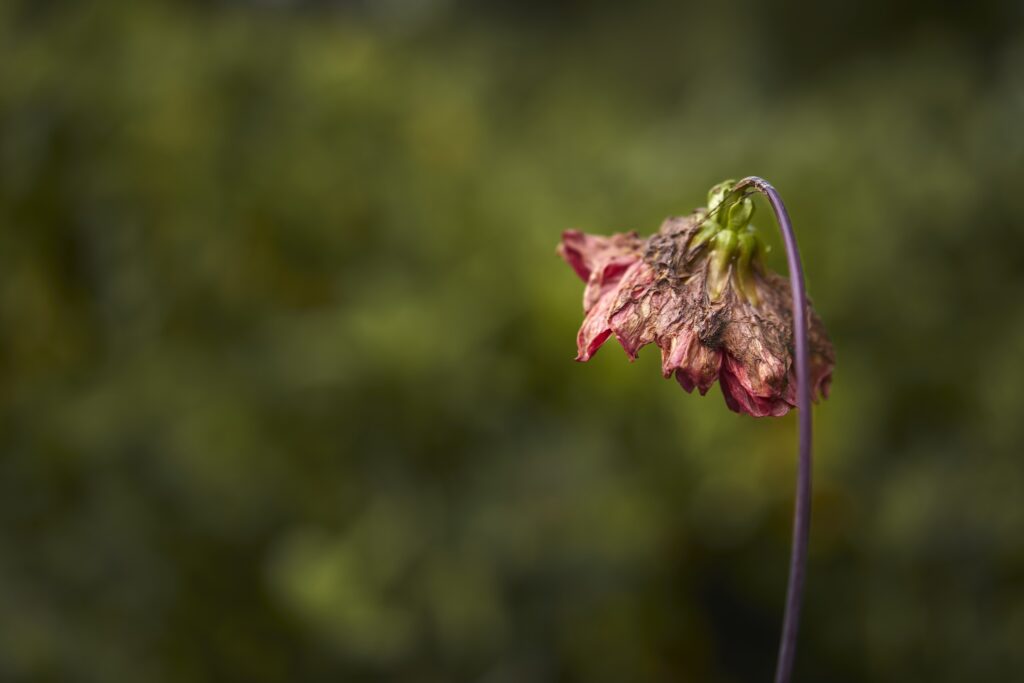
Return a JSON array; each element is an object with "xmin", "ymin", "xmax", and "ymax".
[{"xmin": 732, "ymin": 176, "xmax": 813, "ymax": 683}]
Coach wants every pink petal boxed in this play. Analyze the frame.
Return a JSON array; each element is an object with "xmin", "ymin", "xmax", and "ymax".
[
  {"xmin": 557, "ymin": 230, "xmax": 642, "ymax": 284},
  {"xmin": 583, "ymin": 256, "xmax": 640, "ymax": 311},
  {"xmin": 575, "ymin": 283, "xmax": 619, "ymax": 361},
  {"xmin": 660, "ymin": 330, "xmax": 722, "ymax": 395},
  {"xmin": 558, "ymin": 230, "xmax": 595, "ymax": 281},
  {"xmin": 719, "ymin": 355, "xmax": 794, "ymax": 417},
  {"xmin": 674, "ymin": 369, "xmax": 697, "ymax": 393},
  {"xmin": 811, "ymin": 356, "xmax": 833, "ymax": 401},
  {"xmin": 817, "ymin": 373, "xmax": 832, "ymax": 400}
]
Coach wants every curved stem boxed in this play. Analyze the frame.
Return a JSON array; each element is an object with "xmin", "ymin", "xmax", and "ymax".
[{"xmin": 733, "ymin": 176, "xmax": 813, "ymax": 683}]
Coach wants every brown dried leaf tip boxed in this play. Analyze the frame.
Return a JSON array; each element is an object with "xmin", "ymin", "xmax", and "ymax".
[{"xmin": 557, "ymin": 187, "xmax": 834, "ymax": 417}]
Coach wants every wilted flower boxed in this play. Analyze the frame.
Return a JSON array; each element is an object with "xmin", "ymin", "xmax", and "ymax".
[{"xmin": 557, "ymin": 181, "xmax": 834, "ymax": 417}]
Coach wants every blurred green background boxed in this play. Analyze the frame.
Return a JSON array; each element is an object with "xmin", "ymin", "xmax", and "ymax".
[{"xmin": 2, "ymin": 1, "xmax": 1023, "ymax": 681}]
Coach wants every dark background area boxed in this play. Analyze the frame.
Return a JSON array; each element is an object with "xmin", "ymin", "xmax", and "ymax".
[{"xmin": 2, "ymin": 0, "xmax": 1023, "ymax": 681}]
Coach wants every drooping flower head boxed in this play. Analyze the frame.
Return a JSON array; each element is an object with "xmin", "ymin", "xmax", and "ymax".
[{"xmin": 557, "ymin": 180, "xmax": 835, "ymax": 417}]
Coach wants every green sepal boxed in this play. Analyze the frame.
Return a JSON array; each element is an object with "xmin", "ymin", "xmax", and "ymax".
[
  {"xmin": 689, "ymin": 219, "xmax": 721, "ymax": 251},
  {"xmin": 734, "ymin": 231, "xmax": 761, "ymax": 306},
  {"xmin": 708, "ymin": 229, "xmax": 738, "ymax": 300},
  {"xmin": 706, "ymin": 179, "xmax": 737, "ymax": 219},
  {"xmin": 726, "ymin": 197, "xmax": 754, "ymax": 231}
]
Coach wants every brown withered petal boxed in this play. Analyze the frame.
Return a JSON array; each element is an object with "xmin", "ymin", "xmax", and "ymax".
[{"xmin": 557, "ymin": 214, "xmax": 835, "ymax": 417}]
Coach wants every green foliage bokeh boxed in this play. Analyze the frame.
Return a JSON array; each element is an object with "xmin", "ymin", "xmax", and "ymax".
[{"xmin": 1, "ymin": 1, "xmax": 1023, "ymax": 681}]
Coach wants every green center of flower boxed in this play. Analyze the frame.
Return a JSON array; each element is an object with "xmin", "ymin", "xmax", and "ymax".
[{"xmin": 689, "ymin": 179, "xmax": 766, "ymax": 305}]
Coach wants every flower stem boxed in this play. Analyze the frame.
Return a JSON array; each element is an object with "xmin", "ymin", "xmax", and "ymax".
[{"xmin": 733, "ymin": 176, "xmax": 813, "ymax": 683}]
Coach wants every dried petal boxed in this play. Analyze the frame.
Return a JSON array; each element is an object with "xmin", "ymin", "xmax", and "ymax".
[
  {"xmin": 557, "ymin": 230, "xmax": 645, "ymax": 361},
  {"xmin": 557, "ymin": 229, "xmax": 642, "ymax": 284},
  {"xmin": 661, "ymin": 329, "xmax": 722, "ymax": 395},
  {"xmin": 719, "ymin": 279, "xmax": 794, "ymax": 401},
  {"xmin": 607, "ymin": 262, "xmax": 661, "ymax": 359},
  {"xmin": 720, "ymin": 356, "xmax": 794, "ymax": 417},
  {"xmin": 576, "ymin": 261, "xmax": 651, "ymax": 361},
  {"xmin": 724, "ymin": 268, "xmax": 834, "ymax": 406}
]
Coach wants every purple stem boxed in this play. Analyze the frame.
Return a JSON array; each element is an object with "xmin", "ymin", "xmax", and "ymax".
[{"xmin": 733, "ymin": 176, "xmax": 812, "ymax": 683}]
